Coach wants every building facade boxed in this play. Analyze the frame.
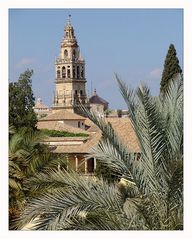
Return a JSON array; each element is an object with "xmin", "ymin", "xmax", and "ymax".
[{"xmin": 52, "ymin": 16, "xmax": 90, "ymax": 115}]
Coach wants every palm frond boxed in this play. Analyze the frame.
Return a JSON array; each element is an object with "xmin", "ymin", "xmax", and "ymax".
[
  {"xmin": 9, "ymin": 133, "xmax": 29, "ymax": 160},
  {"xmin": 9, "ymin": 178, "xmax": 22, "ymax": 191},
  {"xmin": 162, "ymin": 74, "xmax": 183, "ymax": 158},
  {"xmin": 117, "ymin": 77, "xmax": 168, "ymax": 188},
  {"xmin": 167, "ymin": 159, "xmax": 183, "ymax": 209},
  {"xmin": 87, "ymin": 137, "xmax": 134, "ymax": 180},
  {"xmin": 17, "ymin": 169, "xmax": 125, "ymax": 230},
  {"xmin": 80, "ymin": 105, "xmax": 143, "ymax": 193},
  {"xmin": 9, "ymin": 124, "xmax": 16, "ymax": 135}
]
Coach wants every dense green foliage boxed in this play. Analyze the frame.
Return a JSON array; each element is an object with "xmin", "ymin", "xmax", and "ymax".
[
  {"xmin": 16, "ymin": 74, "xmax": 183, "ymax": 230},
  {"xmin": 9, "ymin": 69, "xmax": 37, "ymax": 130},
  {"xmin": 9, "ymin": 127, "xmax": 67, "ymax": 229},
  {"xmin": 40, "ymin": 129, "xmax": 89, "ymax": 137},
  {"xmin": 160, "ymin": 44, "xmax": 182, "ymax": 95},
  {"xmin": 117, "ymin": 109, "xmax": 122, "ymax": 117}
]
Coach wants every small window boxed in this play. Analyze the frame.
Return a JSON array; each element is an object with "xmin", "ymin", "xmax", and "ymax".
[
  {"xmin": 75, "ymin": 90, "xmax": 78, "ymax": 95},
  {"xmin": 64, "ymin": 49, "xmax": 68, "ymax": 57},
  {"xmin": 67, "ymin": 69, "xmax": 70, "ymax": 78},
  {"xmin": 73, "ymin": 66, "xmax": 76, "ymax": 78},
  {"xmin": 57, "ymin": 70, "xmax": 60, "ymax": 78},
  {"xmin": 78, "ymin": 121, "xmax": 80, "ymax": 128},
  {"xmin": 62, "ymin": 66, "xmax": 66, "ymax": 78},
  {"xmin": 77, "ymin": 66, "xmax": 80, "ymax": 78},
  {"xmin": 73, "ymin": 50, "xmax": 76, "ymax": 59},
  {"xmin": 81, "ymin": 67, "xmax": 84, "ymax": 78},
  {"xmin": 80, "ymin": 90, "xmax": 83, "ymax": 96}
]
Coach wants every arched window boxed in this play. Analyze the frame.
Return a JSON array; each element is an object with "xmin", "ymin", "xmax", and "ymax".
[
  {"xmin": 78, "ymin": 121, "xmax": 81, "ymax": 128},
  {"xmin": 64, "ymin": 49, "xmax": 68, "ymax": 57},
  {"xmin": 80, "ymin": 90, "xmax": 83, "ymax": 96},
  {"xmin": 73, "ymin": 66, "xmax": 76, "ymax": 78},
  {"xmin": 71, "ymin": 29, "xmax": 74, "ymax": 37},
  {"xmin": 81, "ymin": 66, "xmax": 84, "ymax": 78},
  {"xmin": 57, "ymin": 70, "xmax": 60, "ymax": 79},
  {"xmin": 72, "ymin": 50, "xmax": 76, "ymax": 60},
  {"xmin": 67, "ymin": 69, "xmax": 70, "ymax": 78},
  {"xmin": 77, "ymin": 66, "xmax": 80, "ymax": 78},
  {"xmin": 62, "ymin": 66, "xmax": 66, "ymax": 78}
]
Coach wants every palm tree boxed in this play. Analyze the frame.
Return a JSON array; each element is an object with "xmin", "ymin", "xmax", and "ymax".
[
  {"xmin": 16, "ymin": 74, "xmax": 183, "ymax": 230},
  {"xmin": 9, "ymin": 127, "xmax": 67, "ymax": 229}
]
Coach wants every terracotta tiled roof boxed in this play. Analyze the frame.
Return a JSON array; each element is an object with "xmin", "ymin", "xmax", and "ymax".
[
  {"xmin": 37, "ymin": 121, "xmax": 89, "ymax": 134},
  {"xmin": 39, "ymin": 110, "xmax": 86, "ymax": 121},
  {"xmin": 84, "ymin": 118, "xmax": 100, "ymax": 132},
  {"xmin": 81, "ymin": 131, "xmax": 102, "ymax": 152},
  {"xmin": 107, "ymin": 111, "xmax": 118, "ymax": 117},
  {"xmin": 51, "ymin": 117, "xmax": 140, "ymax": 154},
  {"xmin": 52, "ymin": 132, "xmax": 101, "ymax": 154},
  {"xmin": 106, "ymin": 118, "xmax": 140, "ymax": 153}
]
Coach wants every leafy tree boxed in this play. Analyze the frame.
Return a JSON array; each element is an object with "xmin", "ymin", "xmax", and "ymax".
[
  {"xmin": 160, "ymin": 44, "xmax": 182, "ymax": 95},
  {"xmin": 9, "ymin": 69, "xmax": 37, "ymax": 130},
  {"xmin": 16, "ymin": 74, "xmax": 183, "ymax": 230}
]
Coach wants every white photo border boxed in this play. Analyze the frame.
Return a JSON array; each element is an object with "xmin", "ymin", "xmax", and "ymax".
[{"xmin": 1, "ymin": 0, "xmax": 191, "ymax": 239}]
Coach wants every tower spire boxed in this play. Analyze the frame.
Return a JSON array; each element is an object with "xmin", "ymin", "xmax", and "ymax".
[
  {"xmin": 63, "ymin": 14, "xmax": 76, "ymax": 41},
  {"xmin": 68, "ymin": 14, "xmax": 72, "ymax": 25}
]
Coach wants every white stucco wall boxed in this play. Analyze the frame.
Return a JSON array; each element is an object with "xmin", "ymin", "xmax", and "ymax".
[{"xmin": 58, "ymin": 120, "xmax": 85, "ymax": 129}]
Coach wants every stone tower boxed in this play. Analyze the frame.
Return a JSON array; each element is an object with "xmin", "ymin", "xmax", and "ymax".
[{"xmin": 52, "ymin": 15, "xmax": 90, "ymax": 115}]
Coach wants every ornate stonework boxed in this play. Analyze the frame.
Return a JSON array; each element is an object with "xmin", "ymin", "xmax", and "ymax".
[{"xmin": 52, "ymin": 16, "xmax": 90, "ymax": 115}]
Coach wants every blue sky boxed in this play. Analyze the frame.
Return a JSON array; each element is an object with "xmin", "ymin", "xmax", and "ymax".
[{"xmin": 9, "ymin": 9, "xmax": 183, "ymax": 109}]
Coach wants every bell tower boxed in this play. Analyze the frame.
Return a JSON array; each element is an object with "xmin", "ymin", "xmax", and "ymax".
[{"xmin": 52, "ymin": 15, "xmax": 90, "ymax": 114}]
